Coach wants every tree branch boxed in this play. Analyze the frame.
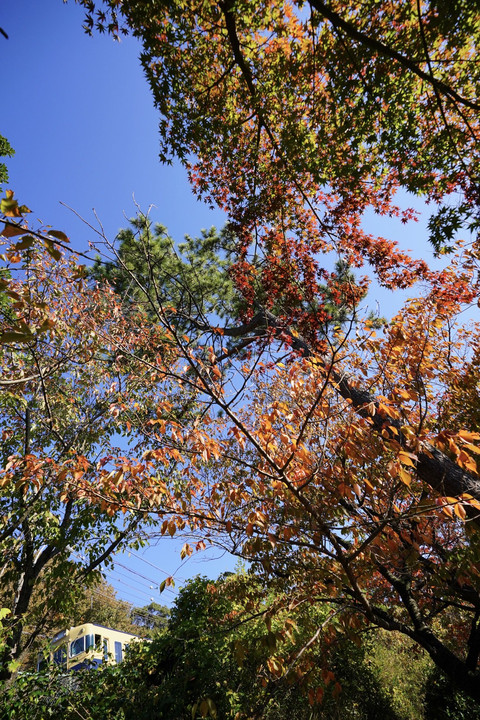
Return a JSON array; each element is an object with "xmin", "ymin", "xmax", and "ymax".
[
  {"xmin": 216, "ymin": 307, "xmax": 480, "ymax": 506},
  {"xmin": 309, "ymin": 0, "xmax": 480, "ymax": 112}
]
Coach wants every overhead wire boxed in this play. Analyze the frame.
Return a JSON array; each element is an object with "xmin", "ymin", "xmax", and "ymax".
[{"xmin": 72, "ymin": 550, "xmax": 177, "ymax": 606}]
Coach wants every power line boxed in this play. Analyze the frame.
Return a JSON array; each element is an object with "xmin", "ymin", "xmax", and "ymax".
[
  {"xmin": 127, "ymin": 549, "xmax": 185, "ymax": 579},
  {"xmin": 107, "ymin": 576, "xmax": 156, "ymax": 605},
  {"xmin": 114, "ymin": 560, "xmax": 162, "ymax": 587},
  {"xmin": 107, "ymin": 566, "xmax": 177, "ymax": 602}
]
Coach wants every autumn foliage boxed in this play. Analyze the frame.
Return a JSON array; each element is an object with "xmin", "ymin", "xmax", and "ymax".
[{"xmin": 1, "ymin": 0, "xmax": 480, "ymax": 705}]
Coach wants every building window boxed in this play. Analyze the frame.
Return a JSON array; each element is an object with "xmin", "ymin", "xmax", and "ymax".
[
  {"xmin": 114, "ymin": 641, "xmax": 122, "ymax": 663},
  {"xmin": 53, "ymin": 645, "xmax": 67, "ymax": 665},
  {"xmin": 69, "ymin": 636, "xmax": 85, "ymax": 658}
]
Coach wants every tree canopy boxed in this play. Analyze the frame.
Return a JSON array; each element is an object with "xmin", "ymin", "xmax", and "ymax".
[
  {"xmin": 2, "ymin": 0, "xmax": 480, "ymax": 709},
  {"xmin": 0, "ymin": 198, "xmax": 184, "ymax": 677},
  {"xmin": 3, "ymin": 572, "xmax": 479, "ymax": 719},
  {"xmin": 79, "ymin": 0, "xmax": 479, "ymax": 267}
]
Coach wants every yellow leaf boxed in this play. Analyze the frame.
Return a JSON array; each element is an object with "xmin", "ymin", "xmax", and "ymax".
[
  {"xmin": 47, "ymin": 229, "xmax": 70, "ymax": 243},
  {"xmin": 180, "ymin": 542, "xmax": 193, "ymax": 559},
  {"xmin": 463, "ymin": 496, "xmax": 480, "ymax": 512},
  {"xmin": 378, "ymin": 402, "xmax": 398, "ymax": 418},
  {"xmin": 462, "ymin": 442, "xmax": 480, "ymax": 455},
  {"xmin": 398, "ymin": 467, "xmax": 411, "ymax": 486},
  {"xmin": 398, "ymin": 451, "xmax": 417, "ymax": 468},
  {"xmin": 458, "ymin": 430, "xmax": 480, "ymax": 442}
]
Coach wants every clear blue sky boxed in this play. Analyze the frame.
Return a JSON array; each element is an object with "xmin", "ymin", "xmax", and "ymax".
[
  {"xmin": 2, "ymin": 0, "xmax": 227, "ymax": 246},
  {"xmin": 2, "ymin": 0, "xmax": 235, "ymax": 608},
  {"xmin": 1, "ymin": 0, "xmax": 450, "ymax": 610}
]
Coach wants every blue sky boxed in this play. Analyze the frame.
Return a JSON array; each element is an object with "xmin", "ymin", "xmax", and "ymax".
[{"xmin": 2, "ymin": 0, "xmax": 227, "ymax": 246}]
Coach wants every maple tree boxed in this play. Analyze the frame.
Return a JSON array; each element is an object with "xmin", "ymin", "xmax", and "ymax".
[
  {"xmin": 78, "ymin": 0, "xmax": 479, "ymax": 264},
  {"xmin": 67, "ymin": 0, "xmax": 480, "ymax": 701},
  {"xmin": 73, "ymin": 213, "xmax": 479, "ymax": 704},
  {"xmin": 0, "ymin": 0, "xmax": 475, "ymax": 704}
]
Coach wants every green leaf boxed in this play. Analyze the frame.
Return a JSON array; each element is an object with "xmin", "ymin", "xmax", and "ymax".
[
  {"xmin": 37, "ymin": 318, "xmax": 55, "ymax": 334},
  {"xmin": 13, "ymin": 235, "xmax": 34, "ymax": 251},
  {"xmin": 0, "ymin": 331, "xmax": 33, "ymax": 344},
  {"xmin": 1, "ymin": 195, "xmax": 20, "ymax": 217},
  {"xmin": 44, "ymin": 239, "xmax": 62, "ymax": 261}
]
